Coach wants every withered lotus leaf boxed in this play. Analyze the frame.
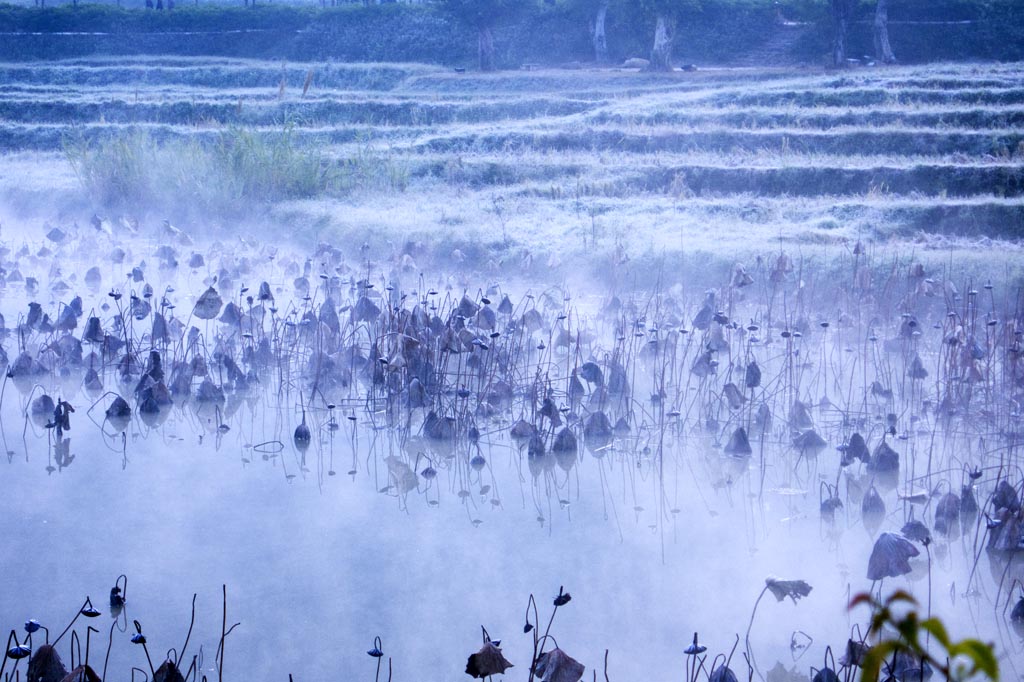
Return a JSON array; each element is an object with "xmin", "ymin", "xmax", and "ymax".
[{"xmin": 465, "ymin": 642, "xmax": 513, "ymax": 679}]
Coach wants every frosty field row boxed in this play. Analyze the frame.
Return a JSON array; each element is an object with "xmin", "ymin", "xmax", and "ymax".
[
  {"xmin": 5, "ymin": 95, "xmax": 1024, "ymax": 136},
  {"xmin": 401, "ymin": 155, "xmax": 1024, "ymax": 199},
  {"xmin": 5, "ymin": 116, "xmax": 1023, "ymax": 166}
]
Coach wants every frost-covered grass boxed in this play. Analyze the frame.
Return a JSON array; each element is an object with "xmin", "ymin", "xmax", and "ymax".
[
  {"xmin": 63, "ymin": 125, "xmax": 408, "ymax": 217},
  {"xmin": 1, "ymin": 58, "xmax": 1022, "ymax": 280}
]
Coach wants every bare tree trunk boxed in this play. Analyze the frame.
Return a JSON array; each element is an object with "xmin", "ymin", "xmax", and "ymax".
[
  {"xmin": 592, "ymin": 0, "xmax": 609, "ymax": 64},
  {"xmin": 478, "ymin": 25, "xmax": 495, "ymax": 72},
  {"xmin": 648, "ymin": 13, "xmax": 675, "ymax": 71},
  {"xmin": 873, "ymin": 0, "xmax": 896, "ymax": 63},
  {"xmin": 831, "ymin": 0, "xmax": 851, "ymax": 67}
]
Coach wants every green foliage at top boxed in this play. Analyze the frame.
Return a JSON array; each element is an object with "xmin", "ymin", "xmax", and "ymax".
[
  {"xmin": 637, "ymin": 0, "xmax": 701, "ymax": 19},
  {"xmin": 850, "ymin": 590, "xmax": 999, "ymax": 682},
  {"xmin": 0, "ymin": 0, "xmax": 1020, "ymax": 64},
  {"xmin": 0, "ymin": 2, "xmax": 313, "ymax": 32},
  {"xmin": 439, "ymin": 0, "xmax": 528, "ymax": 29}
]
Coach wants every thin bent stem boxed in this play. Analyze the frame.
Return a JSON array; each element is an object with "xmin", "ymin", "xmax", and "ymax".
[
  {"xmin": 85, "ymin": 625, "xmax": 98, "ymax": 669},
  {"xmin": 744, "ymin": 585, "xmax": 770, "ymax": 682},
  {"xmin": 180, "ymin": 594, "xmax": 197, "ymax": 666},
  {"xmin": 218, "ymin": 585, "xmax": 226, "ymax": 682},
  {"xmin": 104, "ymin": 619, "xmax": 117, "ymax": 682},
  {"xmin": 53, "ymin": 598, "xmax": 90, "ymax": 647},
  {"xmin": 0, "ymin": 630, "xmax": 17, "ymax": 681}
]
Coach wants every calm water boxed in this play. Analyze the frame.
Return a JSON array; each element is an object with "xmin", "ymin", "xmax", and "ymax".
[{"xmin": 0, "ymin": 230, "xmax": 1020, "ymax": 681}]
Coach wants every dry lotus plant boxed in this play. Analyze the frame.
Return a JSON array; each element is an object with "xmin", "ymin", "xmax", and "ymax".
[
  {"xmin": 765, "ymin": 578, "xmax": 813, "ymax": 604},
  {"xmin": 466, "ymin": 639, "xmax": 513, "ymax": 679},
  {"xmin": 534, "ymin": 648, "xmax": 584, "ymax": 682}
]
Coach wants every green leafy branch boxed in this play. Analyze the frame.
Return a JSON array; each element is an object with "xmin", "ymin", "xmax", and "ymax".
[{"xmin": 849, "ymin": 590, "xmax": 998, "ymax": 682}]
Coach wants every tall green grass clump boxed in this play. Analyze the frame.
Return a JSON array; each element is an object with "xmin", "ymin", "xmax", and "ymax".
[{"xmin": 64, "ymin": 125, "xmax": 406, "ymax": 220}]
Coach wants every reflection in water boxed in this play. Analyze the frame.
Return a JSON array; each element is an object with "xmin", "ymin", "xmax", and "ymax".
[{"xmin": 0, "ymin": 228, "xmax": 1021, "ymax": 681}]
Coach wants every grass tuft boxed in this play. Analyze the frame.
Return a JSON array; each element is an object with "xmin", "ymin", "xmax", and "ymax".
[{"xmin": 64, "ymin": 125, "xmax": 407, "ymax": 220}]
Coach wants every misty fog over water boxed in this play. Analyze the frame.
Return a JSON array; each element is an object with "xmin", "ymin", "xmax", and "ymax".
[{"xmin": 1, "ymin": 2, "xmax": 1024, "ymax": 681}]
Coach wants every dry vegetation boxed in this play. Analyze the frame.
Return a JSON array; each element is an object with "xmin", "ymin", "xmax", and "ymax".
[{"xmin": 0, "ymin": 58, "xmax": 1019, "ymax": 284}]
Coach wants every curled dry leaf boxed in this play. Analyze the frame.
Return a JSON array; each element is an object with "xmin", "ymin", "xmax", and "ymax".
[
  {"xmin": 765, "ymin": 578, "xmax": 813, "ymax": 604},
  {"xmin": 27, "ymin": 645, "xmax": 67, "ymax": 682},
  {"xmin": 867, "ymin": 532, "xmax": 920, "ymax": 580},
  {"xmin": 534, "ymin": 648, "xmax": 584, "ymax": 682},
  {"xmin": 193, "ymin": 286, "xmax": 224, "ymax": 320},
  {"xmin": 465, "ymin": 641, "xmax": 513, "ymax": 679}
]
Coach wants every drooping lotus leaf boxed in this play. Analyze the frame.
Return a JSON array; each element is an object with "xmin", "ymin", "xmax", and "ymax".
[
  {"xmin": 960, "ymin": 485, "xmax": 979, "ymax": 524},
  {"xmin": 867, "ymin": 440, "xmax": 900, "ymax": 474},
  {"xmin": 578, "ymin": 362, "xmax": 603, "ymax": 385},
  {"xmin": 788, "ymin": 400, "xmax": 814, "ymax": 431},
  {"xmin": 552, "ymin": 427, "xmax": 577, "ymax": 454},
  {"xmin": 154, "ymin": 659, "xmax": 186, "ymax": 682},
  {"xmin": 465, "ymin": 641, "xmax": 513, "ymax": 679},
  {"xmin": 723, "ymin": 383, "xmax": 745, "ymax": 409},
  {"xmin": 510, "ymin": 419, "xmax": 537, "ymax": 441},
  {"xmin": 812, "ymin": 667, "xmax": 840, "ymax": 682},
  {"xmin": 839, "ymin": 639, "xmax": 868, "ymax": 668},
  {"xmin": 900, "ymin": 519, "xmax": 931, "ymax": 544},
  {"xmin": 583, "ymin": 411, "xmax": 612, "ymax": 441},
  {"xmin": 907, "ymin": 352, "xmax": 929, "ymax": 379},
  {"xmin": 724, "ymin": 427, "xmax": 752, "ymax": 456},
  {"xmin": 861, "ymin": 485, "xmax": 886, "ymax": 534},
  {"xmin": 793, "ymin": 429, "xmax": 827, "ymax": 456},
  {"xmin": 766, "ymin": 662, "xmax": 806, "ymax": 682},
  {"xmin": 475, "ymin": 306, "xmax": 496, "ymax": 330},
  {"xmin": 534, "ymin": 647, "xmax": 584, "ymax": 682},
  {"xmin": 27, "ymin": 644, "xmax": 67, "ymax": 682},
  {"xmin": 424, "ymin": 411, "xmax": 456, "ymax": 441},
  {"xmin": 710, "ymin": 665, "xmax": 739, "ymax": 682},
  {"xmin": 933, "ymin": 492, "xmax": 961, "ymax": 537},
  {"xmin": 986, "ymin": 508, "xmax": 1023, "ymax": 551},
  {"xmin": 745, "ymin": 360, "xmax": 761, "ymax": 388},
  {"xmin": 1011, "ymin": 596, "xmax": 1024, "ymax": 637},
  {"xmin": 353, "ymin": 296, "xmax": 381, "ymax": 324},
  {"xmin": 844, "ymin": 432, "xmax": 870, "ymax": 465},
  {"xmin": 193, "ymin": 286, "xmax": 223, "ymax": 320},
  {"xmin": 691, "ymin": 350, "xmax": 716, "ymax": 378},
  {"xmin": 385, "ymin": 456, "xmax": 418, "ymax": 494},
  {"xmin": 992, "ymin": 480, "xmax": 1020, "ymax": 513},
  {"xmin": 528, "ymin": 433, "xmax": 546, "ymax": 458},
  {"xmin": 883, "ymin": 652, "xmax": 932, "ymax": 681},
  {"xmin": 456, "ymin": 295, "xmax": 480, "ymax": 321},
  {"xmin": 867, "ymin": 532, "xmax": 920, "ymax": 580},
  {"xmin": 219, "ymin": 301, "xmax": 241, "ymax": 326},
  {"xmin": 258, "ymin": 281, "xmax": 273, "ymax": 302},
  {"xmin": 765, "ymin": 577, "xmax": 812, "ymax": 604},
  {"xmin": 294, "ymin": 421, "xmax": 311, "ymax": 451}
]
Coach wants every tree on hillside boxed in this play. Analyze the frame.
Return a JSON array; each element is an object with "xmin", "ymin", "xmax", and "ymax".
[
  {"xmin": 640, "ymin": 0, "xmax": 698, "ymax": 71},
  {"xmin": 567, "ymin": 0, "xmax": 614, "ymax": 63},
  {"xmin": 830, "ymin": 0, "xmax": 854, "ymax": 67},
  {"xmin": 580, "ymin": 0, "xmax": 612, "ymax": 63},
  {"xmin": 593, "ymin": 0, "xmax": 611, "ymax": 63},
  {"xmin": 442, "ymin": 0, "xmax": 525, "ymax": 71},
  {"xmin": 874, "ymin": 0, "xmax": 896, "ymax": 63}
]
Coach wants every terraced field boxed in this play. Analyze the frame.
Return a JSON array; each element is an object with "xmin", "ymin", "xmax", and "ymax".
[{"xmin": 0, "ymin": 57, "xmax": 1022, "ymax": 278}]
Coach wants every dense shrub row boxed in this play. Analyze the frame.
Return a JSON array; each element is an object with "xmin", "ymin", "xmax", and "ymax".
[{"xmin": 0, "ymin": 0, "xmax": 1020, "ymax": 64}]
